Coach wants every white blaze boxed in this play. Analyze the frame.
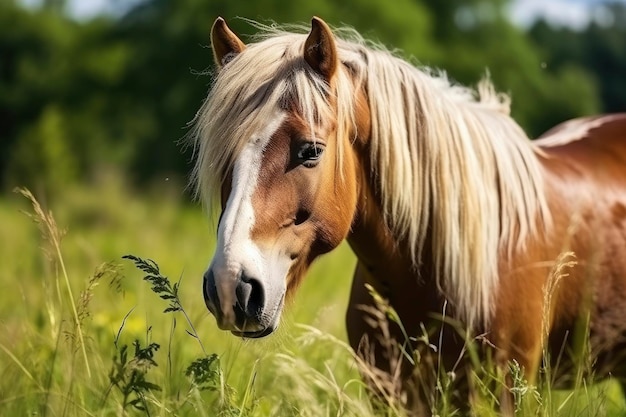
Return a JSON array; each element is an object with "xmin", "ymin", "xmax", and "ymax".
[{"xmin": 209, "ymin": 112, "xmax": 289, "ymax": 329}]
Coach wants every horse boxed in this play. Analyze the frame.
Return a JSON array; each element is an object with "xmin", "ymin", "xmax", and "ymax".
[{"xmin": 191, "ymin": 16, "xmax": 626, "ymax": 415}]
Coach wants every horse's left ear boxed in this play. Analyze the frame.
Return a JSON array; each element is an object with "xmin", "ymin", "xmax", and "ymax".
[
  {"xmin": 304, "ymin": 17, "xmax": 338, "ymax": 80},
  {"xmin": 211, "ymin": 17, "xmax": 246, "ymax": 68}
]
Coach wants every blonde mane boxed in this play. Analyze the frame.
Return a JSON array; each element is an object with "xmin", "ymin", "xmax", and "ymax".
[{"xmin": 191, "ymin": 22, "xmax": 550, "ymax": 329}]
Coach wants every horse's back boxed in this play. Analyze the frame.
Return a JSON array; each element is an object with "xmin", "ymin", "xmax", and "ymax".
[
  {"xmin": 536, "ymin": 112, "xmax": 626, "ymax": 270},
  {"xmin": 537, "ymin": 113, "xmax": 626, "ymax": 167},
  {"xmin": 536, "ymin": 114, "xmax": 626, "ymax": 203}
]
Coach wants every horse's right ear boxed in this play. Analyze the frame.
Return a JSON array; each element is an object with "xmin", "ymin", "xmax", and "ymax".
[
  {"xmin": 211, "ymin": 17, "xmax": 246, "ymax": 69},
  {"xmin": 304, "ymin": 17, "xmax": 337, "ymax": 81}
]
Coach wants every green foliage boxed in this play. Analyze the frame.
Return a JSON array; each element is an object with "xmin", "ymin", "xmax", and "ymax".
[
  {"xmin": 8, "ymin": 105, "xmax": 79, "ymax": 191},
  {"xmin": 123, "ymin": 253, "xmax": 247, "ymax": 416},
  {"xmin": 528, "ymin": 3, "xmax": 626, "ymax": 115},
  {"xmin": 123, "ymin": 254, "xmax": 182, "ymax": 313},
  {"xmin": 107, "ymin": 339, "xmax": 162, "ymax": 413},
  {"xmin": 1, "ymin": 0, "xmax": 624, "ymax": 193},
  {"xmin": 0, "ymin": 1, "xmax": 153, "ymax": 190},
  {"xmin": 185, "ymin": 355, "xmax": 220, "ymax": 391}
]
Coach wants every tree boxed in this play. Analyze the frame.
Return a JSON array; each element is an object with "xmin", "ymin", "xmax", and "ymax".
[
  {"xmin": 528, "ymin": 2, "xmax": 626, "ymax": 116},
  {"xmin": 0, "ymin": 0, "xmax": 612, "ymax": 192}
]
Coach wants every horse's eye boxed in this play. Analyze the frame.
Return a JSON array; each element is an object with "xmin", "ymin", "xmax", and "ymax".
[{"xmin": 297, "ymin": 143, "xmax": 325, "ymax": 167}]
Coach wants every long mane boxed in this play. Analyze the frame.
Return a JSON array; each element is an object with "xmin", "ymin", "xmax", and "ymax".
[{"xmin": 191, "ymin": 22, "xmax": 550, "ymax": 329}]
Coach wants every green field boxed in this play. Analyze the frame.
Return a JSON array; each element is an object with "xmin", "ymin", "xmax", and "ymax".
[
  {"xmin": 1, "ymin": 176, "xmax": 625, "ymax": 416},
  {"xmin": 0, "ymin": 176, "xmax": 370, "ymax": 416}
]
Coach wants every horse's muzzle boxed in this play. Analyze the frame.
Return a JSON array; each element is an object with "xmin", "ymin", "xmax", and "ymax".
[{"xmin": 203, "ymin": 268, "xmax": 274, "ymax": 338}]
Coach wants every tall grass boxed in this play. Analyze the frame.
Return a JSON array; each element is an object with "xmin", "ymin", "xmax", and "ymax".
[
  {"xmin": 0, "ymin": 179, "xmax": 624, "ymax": 416},
  {"xmin": 0, "ymin": 179, "xmax": 369, "ymax": 416}
]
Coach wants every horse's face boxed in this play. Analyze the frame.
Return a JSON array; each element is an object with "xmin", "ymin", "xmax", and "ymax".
[{"xmin": 202, "ymin": 17, "xmax": 360, "ymax": 337}]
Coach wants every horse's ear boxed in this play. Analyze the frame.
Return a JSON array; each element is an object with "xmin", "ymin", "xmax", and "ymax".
[
  {"xmin": 211, "ymin": 17, "xmax": 246, "ymax": 69},
  {"xmin": 303, "ymin": 17, "xmax": 337, "ymax": 80}
]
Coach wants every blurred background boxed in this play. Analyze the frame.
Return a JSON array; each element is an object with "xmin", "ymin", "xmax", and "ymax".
[{"xmin": 1, "ymin": 0, "xmax": 625, "ymax": 196}]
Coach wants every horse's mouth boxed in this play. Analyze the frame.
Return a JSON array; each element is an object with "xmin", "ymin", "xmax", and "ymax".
[
  {"xmin": 231, "ymin": 326, "xmax": 275, "ymax": 339},
  {"xmin": 229, "ymin": 294, "xmax": 284, "ymax": 339}
]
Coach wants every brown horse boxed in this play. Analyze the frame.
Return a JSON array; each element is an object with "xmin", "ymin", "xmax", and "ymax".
[{"xmin": 191, "ymin": 16, "xmax": 626, "ymax": 414}]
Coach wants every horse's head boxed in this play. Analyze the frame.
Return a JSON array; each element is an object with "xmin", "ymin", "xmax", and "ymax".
[{"xmin": 198, "ymin": 17, "xmax": 366, "ymax": 337}]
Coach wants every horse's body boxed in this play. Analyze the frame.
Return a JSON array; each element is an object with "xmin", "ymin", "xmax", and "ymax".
[
  {"xmin": 537, "ymin": 116, "xmax": 626, "ymax": 381},
  {"xmin": 346, "ymin": 113, "xmax": 626, "ymax": 411},
  {"xmin": 192, "ymin": 17, "xmax": 626, "ymax": 415}
]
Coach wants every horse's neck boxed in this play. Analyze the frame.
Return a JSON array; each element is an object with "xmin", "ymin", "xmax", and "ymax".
[
  {"xmin": 346, "ymin": 155, "xmax": 438, "ymax": 292},
  {"xmin": 346, "ymin": 176, "xmax": 445, "ymax": 331},
  {"xmin": 344, "ymin": 80, "xmax": 443, "ymax": 311},
  {"xmin": 347, "ymin": 187, "xmax": 405, "ymax": 277}
]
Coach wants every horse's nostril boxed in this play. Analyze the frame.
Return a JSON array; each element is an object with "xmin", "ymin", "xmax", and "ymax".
[
  {"xmin": 203, "ymin": 269, "xmax": 220, "ymax": 317},
  {"xmin": 235, "ymin": 276, "xmax": 265, "ymax": 317},
  {"xmin": 235, "ymin": 281, "xmax": 252, "ymax": 311},
  {"xmin": 294, "ymin": 209, "xmax": 310, "ymax": 225},
  {"xmin": 205, "ymin": 268, "xmax": 268, "ymax": 332}
]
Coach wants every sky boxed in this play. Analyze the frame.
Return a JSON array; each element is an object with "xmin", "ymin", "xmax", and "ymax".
[
  {"xmin": 21, "ymin": 0, "xmax": 139, "ymax": 18},
  {"xmin": 20, "ymin": 0, "xmax": 626, "ymax": 29},
  {"xmin": 507, "ymin": 0, "xmax": 622, "ymax": 28}
]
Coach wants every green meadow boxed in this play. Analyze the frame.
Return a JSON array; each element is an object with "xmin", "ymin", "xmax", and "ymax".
[
  {"xmin": 0, "ymin": 176, "xmax": 370, "ymax": 416},
  {"xmin": 2, "ymin": 176, "xmax": 626, "ymax": 416}
]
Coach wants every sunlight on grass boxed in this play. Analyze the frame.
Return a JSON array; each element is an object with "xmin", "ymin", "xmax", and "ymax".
[
  {"xmin": 0, "ymin": 177, "xmax": 624, "ymax": 416},
  {"xmin": 0, "ymin": 177, "xmax": 363, "ymax": 416}
]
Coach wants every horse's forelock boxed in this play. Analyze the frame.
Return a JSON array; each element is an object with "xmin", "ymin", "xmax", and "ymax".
[{"xmin": 191, "ymin": 32, "xmax": 335, "ymax": 203}]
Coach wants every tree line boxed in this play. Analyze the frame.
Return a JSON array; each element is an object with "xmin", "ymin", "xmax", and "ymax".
[{"xmin": 1, "ymin": 0, "xmax": 624, "ymax": 193}]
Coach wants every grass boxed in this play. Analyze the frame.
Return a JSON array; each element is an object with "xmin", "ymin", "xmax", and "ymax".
[
  {"xmin": 0, "ymin": 175, "xmax": 365, "ymax": 416},
  {"xmin": 0, "ymin": 175, "xmax": 625, "ymax": 416}
]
